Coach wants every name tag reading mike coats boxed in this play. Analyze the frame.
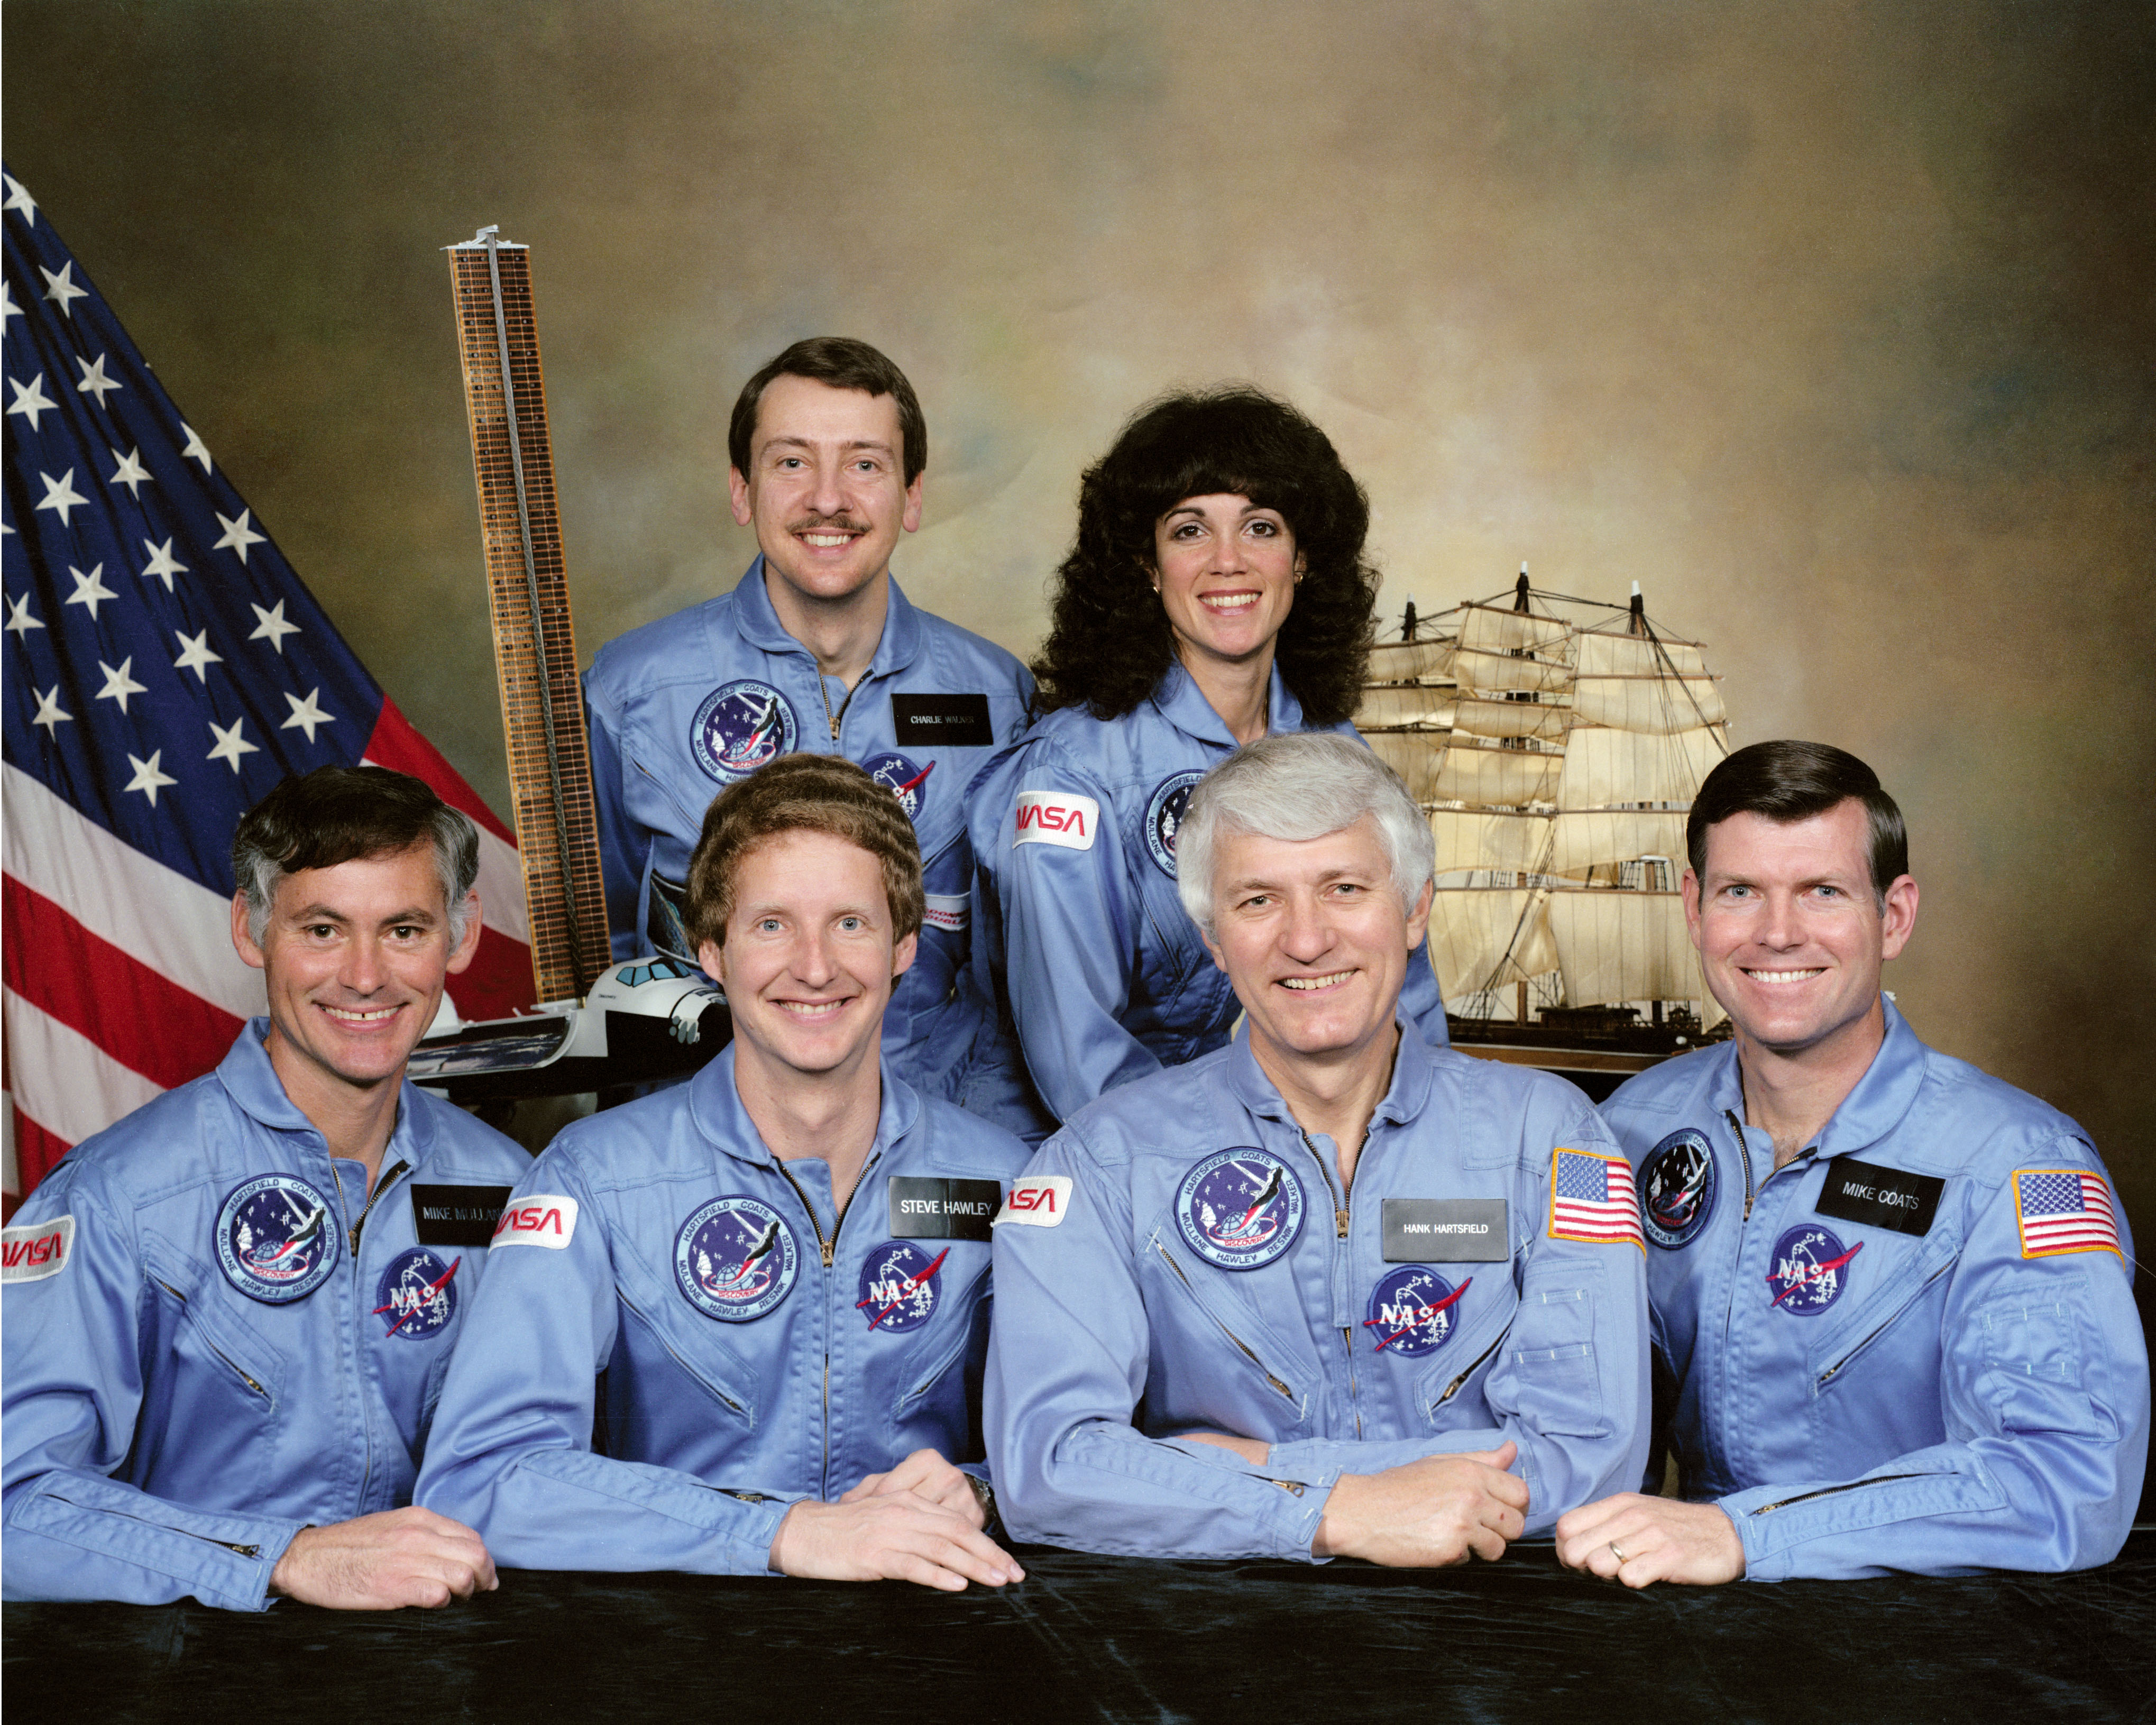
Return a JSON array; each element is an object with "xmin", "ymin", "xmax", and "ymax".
[
  {"xmin": 887, "ymin": 1177, "xmax": 1003, "ymax": 1242},
  {"xmin": 1813, "ymin": 1156, "xmax": 1944, "ymax": 1236},
  {"xmin": 1382, "ymin": 1199, "xmax": 1510, "ymax": 1263}
]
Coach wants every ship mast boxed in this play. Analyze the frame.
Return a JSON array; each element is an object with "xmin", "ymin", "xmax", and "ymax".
[{"xmin": 445, "ymin": 228, "xmax": 611, "ymax": 1004}]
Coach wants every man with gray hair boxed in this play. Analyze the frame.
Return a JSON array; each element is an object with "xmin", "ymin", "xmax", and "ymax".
[
  {"xmin": 4, "ymin": 765, "xmax": 531, "ymax": 1611},
  {"xmin": 986, "ymin": 733, "xmax": 1650, "ymax": 1564}
]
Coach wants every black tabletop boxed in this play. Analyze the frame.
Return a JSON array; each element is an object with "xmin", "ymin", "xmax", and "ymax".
[{"xmin": 10, "ymin": 1535, "xmax": 2154, "ymax": 1723}]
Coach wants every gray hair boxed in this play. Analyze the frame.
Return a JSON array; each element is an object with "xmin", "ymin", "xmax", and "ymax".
[
  {"xmin": 1176, "ymin": 732, "xmax": 1435, "ymax": 933},
  {"xmin": 232, "ymin": 765, "xmax": 481, "ymax": 948}
]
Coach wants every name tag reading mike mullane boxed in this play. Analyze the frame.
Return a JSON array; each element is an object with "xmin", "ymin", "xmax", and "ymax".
[
  {"xmin": 887, "ymin": 1177, "xmax": 1003, "ymax": 1242},
  {"xmin": 1382, "ymin": 1199, "xmax": 1510, "ymax": 1262}
]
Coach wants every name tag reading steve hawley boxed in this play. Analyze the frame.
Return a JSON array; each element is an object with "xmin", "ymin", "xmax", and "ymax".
[
  {"xmin": 887, "ymin": 1177, "xmax": 1003, "ymax": 1242},
  {"xmin": 892, "ymin": 694, "xmax": 992, "ymax": 749},
  {"xmin": 1382, "ymin": 1199, "xmax": 1510, "ymax": 1263},
  {"xmin": 1813, "ymin": 1157, "xmax": 1943, "ymax": 1237},
  {"xmin": 411, "ymin": 1185, "xmax": 513, "ymax": 1248}
]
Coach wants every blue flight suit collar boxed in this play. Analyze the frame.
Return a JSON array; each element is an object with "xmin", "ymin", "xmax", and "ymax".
[
  {"xmin": 1148, "ymin": 658, "xmax": 1306, "ymax": 750},
  {"xmin": 1222, "ymin": 1014, "xmax": 1436, "ymax": 1136},
  {"xmin": 1722, "ymin": 997, "xmax": 1931, "ymax": 1168},
  {"xmin": 686, "ymin": 1038, "xmax": 923, "ymax": 1172},
  {"xmin": 723, "ymin": 555, "xmax": 925, "ymax": 677},
  {"xmin": 212, "ymin": 1016, "xmax": 438, "ymax": 1165}
]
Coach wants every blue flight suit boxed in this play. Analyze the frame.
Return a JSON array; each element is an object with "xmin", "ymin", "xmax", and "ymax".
[
  {"xmin": 1605, "ymin": 999, "xmax": 2149, "ymax": 1579},
  {"xmin": 415, "ymin": 1044, "xmax": 1031, "ymax": 1575},
  {"xmin": 946, "ymin": 660, "xmax": 1449, "ymax": 1141},
  {"xmin": 986, "ymin": 1022, "xmax": 1650, "ymax": 1559},
  {"xmin": 583, "ymin": 561, "xmax": 1033, "ymax": 1089},
  {"xmin": 1, "ymin": 1023, "xmax": 531, "ymax": 1610}
]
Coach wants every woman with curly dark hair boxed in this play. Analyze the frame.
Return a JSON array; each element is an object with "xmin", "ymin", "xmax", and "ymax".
[{"xmin": 939, "ymin": 387, "xmax": 1449, "ymax": 1142}]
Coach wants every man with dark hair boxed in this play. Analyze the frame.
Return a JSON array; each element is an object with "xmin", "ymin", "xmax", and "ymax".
[
  {"xmin": 2, "ymin": 766, "xmax": 532, "ymax": 1611},
  {"xmin": 583, "ymin": 337, "xmax": 1032, "ymax": 1095},
  {"xmin": 418, "ymin": 756, "xmax": 1030, "ymax": 1589},
  {"xmin": 1556, "ymin": 740, "xmax": 2148, "ymax": 1584}
]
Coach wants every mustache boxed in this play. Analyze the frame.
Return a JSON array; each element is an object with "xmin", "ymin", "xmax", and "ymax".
[{"xmin": 788, "ymin": 513, "xmax": 868, "ymax": 535}]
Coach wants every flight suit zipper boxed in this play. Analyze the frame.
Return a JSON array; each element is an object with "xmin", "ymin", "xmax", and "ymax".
[
  {"xmin": 1814, "ymin": 1261, "xmax": 1952, "ymax": 1391},
  {"xmin": 1749, "ymin": 1473, "xmax": 1928, "ymax": 1516},
  {"xmin": 617, "ymin": 1290, "xmax": 750, "ymax": 1417},
  {"xmin": 1297, "ymin": 1130, "xmax": 1363, "ymax": 1439},
  {"xmin": 345, "ymin": 1157, "xmax": 409, "ymax": 1514},
  {"xmin": 1152, "ymin": 1242, "xmax": 1297, "ymax": 1402},
  {"xmin": 1431, "ymin": 1331, "xmax": 1508, "ymax": 1415},
  {"xmin": 152, "ymin": 1280, "xmax": 271, "ymax": 1402},
  {"xmin": 816, "ymin": 669, "xmax": 867, "ymax": 742},
  {"xmin": 771, "ymin": 1152, "xmax": 879, "ymax": 1497}
]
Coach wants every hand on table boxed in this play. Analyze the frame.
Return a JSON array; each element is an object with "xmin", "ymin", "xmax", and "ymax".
[
  {"xmin": 268, "ymin": 1507, "xmax": 497, "ymax": 1610},
  {"xmin": 840, "ymin": 1447, "xmax": 984, "ymax": 1524},
  {"xmin": 1313, "ymin": 1440, "xmax": 1528, "ymax": 1566},
  {"xmin": 771, "ymin": 1489, "xmax": 1024, "ymax": 1591},
  {"xmin": 1554, "ymin": 1492, "xmax": 1746, "ymax": 1588}
]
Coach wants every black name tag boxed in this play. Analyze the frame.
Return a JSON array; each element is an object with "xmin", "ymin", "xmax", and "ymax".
[
  {"xmin": 1814, "ymin": 1157, "xmax": 1943, "ymax": 1237},
  {"xmin": 892, "ymin": 694, "xmax": 992, "ymax": 749},
  {"xmin": 887, "ymin": 1177, "xmax": 1002, "ymax": 1242},
  {"xmin": 1382, "ymin": 1199, "xmax": 1510, "ymax": 1263},
  {"xmin": 411, "ymin": 1185, "xmax": 512, "ymax": 1247}
]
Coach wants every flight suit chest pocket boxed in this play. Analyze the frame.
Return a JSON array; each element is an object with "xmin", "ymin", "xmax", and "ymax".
[
  {"xmin": 617, "ymin": 1256, "xmax": 765, "ymax": 1425},
  {"xmin": 1802, "ymin": 1226, "xmax": 1959, "ymax": 1387},
  {"xmin": 143, "ymin": 1239, "xmax": 288, "ymax": 1418},
  {"xmin": 1973, "ymin": 1281, "xmax": 2107, "ymax": 1439},
  {"xmin": 1490, "ymin": 1262, "xmax": 1610, "ymax": 1438},
  {"xmin": 1144, "ymin": 1232, "xmax": 1308, "ymax": 1415}
]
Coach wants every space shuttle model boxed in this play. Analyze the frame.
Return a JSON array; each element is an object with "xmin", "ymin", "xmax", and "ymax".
[{"xmin": 406, "ymin": 227, "xmax": 726, "ymax": 1101}]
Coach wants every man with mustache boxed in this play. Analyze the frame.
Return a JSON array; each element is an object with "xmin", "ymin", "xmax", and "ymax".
[
  {"xmin": 419, "ymin": 757, "xmax": 1030, "ymax": 1588},
  {"xmin": 583, "ymin": 338, "xmax": 1031, "ymax": 1094},
  {"xmin": 2, "ymin": 767, "xmax": 530, "ymax": 1610},
  {"xmin": 1556, "ymin": 741, "xmax": 2148, "ymax": 1584},
  {"xmin": 987, "ymin": 735, "xmax": 1649, "ymax": 1564}
]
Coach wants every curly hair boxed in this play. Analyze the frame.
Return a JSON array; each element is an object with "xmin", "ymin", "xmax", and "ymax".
[{"xmin": 1030, "ymin": 387, "xmax": 1380, "ymax": 726}]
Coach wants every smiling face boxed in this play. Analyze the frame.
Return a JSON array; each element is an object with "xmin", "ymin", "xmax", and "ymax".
[
  {"xmin": 1201, "ymin": 816, "xmax": 1432, "ymax": 1079},
  {"xmin": 232, "ymin": 841, "xmax": 479, "ymax": 1104},
  {"xmin": 729, "ymin": 374, "xmax": 922, "ymax": 611},
  {"xmin": 698, "ymin": 828, "xmax": 918, "ymax": 1087},
  {"xmin": 1152, "ymin": 493, "xmax": 1301, "ymax": 675},
  {"xmin": 1685, "ymin": 800, "xmax": 1918, "ymax": 1062}
]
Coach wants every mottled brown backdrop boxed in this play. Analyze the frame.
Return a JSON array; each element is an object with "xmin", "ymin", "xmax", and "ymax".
[{"xmin": 6, "ymin": 1, "xmax": 2151, "ymax": 1233}]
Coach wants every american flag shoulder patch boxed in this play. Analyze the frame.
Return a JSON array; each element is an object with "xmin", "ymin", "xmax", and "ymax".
[
  {"xmin": 1548, "ymin": 1148, "xmax": 1645, "ymax": 1251},
  {"xmin": 2013, "ymin": 1168, "xmax": 2121, "ymax": 1260}
]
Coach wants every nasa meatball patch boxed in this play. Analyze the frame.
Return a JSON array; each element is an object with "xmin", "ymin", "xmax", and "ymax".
[
  {"xmin": 216, "ymin": 1175, "xmax": 340, "ymax": 1304},
  {"xmin": 691, "ymin": 680, "xmax": 798, "ymax": 783},
  {"xmin": 855, "ymin": 1240, "xmax": 947, "ymax": 1333},
  {"xmin": 1640, "ymin": 1128, "xmax": 1717, "ymax": 1250},
  {"xmin": 1143, "ymin": 770, "xmax": 1207, "ymax": 878},
  {"xmin": 861, "ymin": 750, "xmax": 934, "ymax": 822},
  {"xmin": 374, "ymin": 1246, "xmax": 462, "ymax": 1341},
  {"xmin": 675, "ymin": 1196, "xmax": 800, "ymax": 1322},
  {"xmin": 1362, "ymin": 1264, "xmax": 1471, "ymax": 1356},
  {"xmin": 1176, "ymin": 1149, "xmax": 1305, "ymax": 1271},
  {"xmin": 1765, "ymin": 1222, "xmax": 1862, "ymax": 1316}
]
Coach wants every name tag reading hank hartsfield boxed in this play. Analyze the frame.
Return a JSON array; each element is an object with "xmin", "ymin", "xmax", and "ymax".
[
  {"xmin": 1813, "ymin": 1156, "xmax": 1943, "ymax": 1237},
  {"xmin": 411, "ymin": 1185, "xmax": 513, "ymax": 1248},
  {"xmin": 887, "ymin": 1177, "xmax": 1003, "ymax": 1242},
  {"xmin": 1382, "ymin": 1199, "xmax": 1510, "ymax": 1263}
]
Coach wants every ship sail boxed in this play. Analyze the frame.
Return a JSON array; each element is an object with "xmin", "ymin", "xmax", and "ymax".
[{"xmin": 1353, "ymin": 571, "xmax": 1732, "ymax": 1054}]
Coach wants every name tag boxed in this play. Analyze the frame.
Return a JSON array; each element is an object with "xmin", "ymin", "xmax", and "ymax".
[
  {"xmin": 887, "ymin": 1177, "xmax": 1003, "ymax": 1242},
  {"xmin": 1382, "ymin": 1199, "xmax": 1510, "ymax": 1263},
  {"xmin": 1813, "ymin": 1157, "xmax": 1943, "ymax": 1237},
  {"xmin": 411, "ymin": 1185, "xmax": 513, "ymax": 1247},
  {"xmin": 892, "ymin": 694, "xmax": 992, "ymax": 749}
]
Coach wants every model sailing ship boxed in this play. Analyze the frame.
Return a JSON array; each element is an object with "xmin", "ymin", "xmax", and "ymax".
[{"xmin": 1356, "ymin": 568, "xmax": 1732, "ymax": 1096}]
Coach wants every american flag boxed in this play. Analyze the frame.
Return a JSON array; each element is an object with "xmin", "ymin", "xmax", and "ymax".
[
  {"xmin": 2014, "ymin": 1169, "xmax": 2120, "ymax": 1260},
  {"xmin": 2, "ymin": 170, "xmax": 533, "ymax": 1218},
  {"xmin": 1548, "ymin": 1147, "xmax": 1645, "ymax": 1250}
]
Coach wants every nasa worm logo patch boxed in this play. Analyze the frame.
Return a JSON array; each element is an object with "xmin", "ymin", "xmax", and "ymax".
[
  {"xmin": 862, "ymin": 750, "xmax": 934, "ymax": 822},
  {"xmin": 374, "ymin": 1246, "xmax": 461, "ymax": 1341},
  {"xmin": 855, "ymin": 1240, "xmax": 946, "ymax": 1333},
  {"xmin": 1362, "ymin": 1264, "xmax": 1471, "ymax": 1356},
  {"xmin": 1640, "ymin": 1128, "xmax": 1717, "ymax": 1250},
  {"xmin": 1176, "ymin": 1149, "xmax": 1305, "ymax": 1271},
  {"xmin": 216, "ymin": 1175, "xmax": 340, "ymax": 1304},
  {"xmin": 675, "ymin": 1196, "xmax": 799, "ymax": 1322},
  {"xmin": 1766, "ymin": 1222, "xmax": 1861, "ymax": 1317},
  {"xmin": 690, "ymin": 680, "xmax": 798, "ymax": 783},
  {"xmin": 1144, "ymin": 770, "xmax": 1207, "ymax": 878}
]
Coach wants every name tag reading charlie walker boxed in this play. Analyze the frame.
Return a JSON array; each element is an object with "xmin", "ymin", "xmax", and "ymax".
[
  {"xmin": 1382, "ymin": 1199, "xmax": 1510, "ymax": 1263},
  {"xmin": 888, "ymin": 1177, "xmax": 1002, "ymax": 1242},
  {"xmin": 892, "ymin": 694, "xmax": 993, "ymax": 749},
  {"xmin": 411, "ymin": 1185, "xmax": 512, "ymax": 1247},
  {"xmin": 1813, "ymin": 1156, "xmax": 1943, "ymax": 1237}
]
